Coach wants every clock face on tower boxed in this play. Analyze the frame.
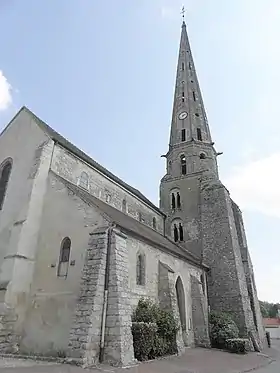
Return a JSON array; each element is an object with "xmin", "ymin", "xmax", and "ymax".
[{"xmin": 178, "ymin": 111, "xmax": 188, "ymax": 120}]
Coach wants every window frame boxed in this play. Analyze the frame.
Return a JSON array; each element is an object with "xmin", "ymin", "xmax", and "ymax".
[
  {"xmin": 0, "ymin": 158, "xmax": 13, "ymax": 211},
  {"xmin": 57, "ymin": 237, "xmax": 71, "ymax": 278}
]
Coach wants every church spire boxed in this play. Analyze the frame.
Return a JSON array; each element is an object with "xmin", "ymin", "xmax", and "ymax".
[{"xmin": 169, "ymin": 14, "xmax": 212, "ymax": 148}]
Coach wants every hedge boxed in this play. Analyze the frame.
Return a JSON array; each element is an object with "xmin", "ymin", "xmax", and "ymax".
[
  {"xmin": 131, "ymin": 322, "xmax": 157, "ymax": 361},
  {"xmin": 209, "ymin": 311, "xmax": 239, "ymax": 349},
  {"xmin": 225, "ymin": 338, "xmax": 249, "ymax": 354},
  {"xmin": 131, "ymin": 299, "xmax": 178, "ymax": 361}
]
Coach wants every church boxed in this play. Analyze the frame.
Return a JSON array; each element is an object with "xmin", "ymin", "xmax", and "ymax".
[{"xmin": 0, "ymin": 20, "xmax": 264, "ymax": 367}]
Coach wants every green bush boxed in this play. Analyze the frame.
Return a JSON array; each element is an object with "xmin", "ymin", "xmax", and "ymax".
[
  {"xmin": 209, "ymin": 311, "xmax": 239, "ymax": 349},
  {"xmin": 131, "ymin": 322, "xmax": 157, "ymax": 361},
  {"xmin": 132, "ymin": 299, "xmax": 179, "ymax": 361},
  {"xmin": 225, "ymin": 338, "xmax": 249, "ymax": 354}
]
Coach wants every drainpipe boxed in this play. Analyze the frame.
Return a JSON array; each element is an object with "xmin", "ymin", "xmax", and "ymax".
[{"xmin": 99, "ymin": 224, "xmax": 114, "ymax": 363}]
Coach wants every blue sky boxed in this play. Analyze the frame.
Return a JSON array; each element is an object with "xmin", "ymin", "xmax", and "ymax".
[{"xmin": 0, "ymin": 0, "xmax": 279, "ymax": 303}]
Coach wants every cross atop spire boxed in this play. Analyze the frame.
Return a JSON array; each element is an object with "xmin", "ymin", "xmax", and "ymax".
[{"xmin": 181, "ymin": 6, "xmax": 186, "ymax": 23}]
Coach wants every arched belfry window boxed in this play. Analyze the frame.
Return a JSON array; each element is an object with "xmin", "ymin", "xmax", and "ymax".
[
  {"xmin": 179, "ymin": 223, "xmax": 184, "ymax": 241},
  {"xmin": 171, "ymin": 193, "xmax": 176, "ymax": 209},
  {"xmin": 180, "ymin": 155, "xmax": 187, "ymax": 175},
  {"xmin": 57, "ymin": 237, "xmax": 71, "ymax": 278},
  {"xmin": 171, "ymin": 190, "xmax": 181, "ymax": 209},
  {"xmin": 0, "ymin": 159, "xmax": 12, "ymax": 211},
  {"xmin": 177, "ymin": 192, "xmax": 181, "ymax": 208},
  {"xmin": 78, "ymin": 171, "xmax": 89, "ymax": 189},
  {"xmin": 173, "ymin": 221, "xmax": 184, "ymax": 243},
  {"xmin": 173, "ymin": 224, "xmax": 179, "ymax": 242},
  {"xmin": 136, "ymin": 252, "xmax": 146, "ymax": 286}
]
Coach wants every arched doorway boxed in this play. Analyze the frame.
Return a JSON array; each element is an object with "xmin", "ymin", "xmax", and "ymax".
[{"xmin": 176, "ymin": 276, "xmax": 187, "ymax": 341}]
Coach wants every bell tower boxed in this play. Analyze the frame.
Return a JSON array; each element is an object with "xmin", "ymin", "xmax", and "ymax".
[
  {"xmin": 160, "ymin": 14, "xmax": 265, "ymax": 348},
  {"xmin": 160, "ymin": 18, "xmax": 219, "ymax": 257}
]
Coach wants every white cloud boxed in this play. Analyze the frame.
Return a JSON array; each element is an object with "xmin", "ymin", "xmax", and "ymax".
[
  {"xmin": 225, "ymin": 153, "xmax": 280, "ymax": 218},
  {"xmin": 0, "ymin": 71, "xmax": 12, "ymax": 111}
]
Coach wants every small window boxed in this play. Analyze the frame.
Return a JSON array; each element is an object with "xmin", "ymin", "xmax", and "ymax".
[
  {"xmin": 192, "ymin": 91, "xmax": 196, "ymax": 101},
  {"xmin": 106, "ymin": 193, "xmax": 111, "ymax": 203},
  {"xmin": 122, "ymin": 198, "xmax": 127, "ymax": 213},
  {"xmin": 78, "ymin": 171, "xmax": 89, "ymax": 189},
  {"xmin": 179, "ymin": 223, "xmax": 184, "ymax": 241},
  {"xmin": 169, "ymin": 160, "xmax": 172, "ymax": 173},
  {"xmin": 57, "ymin": 237, "xmax": 71, "ymax": 278},
  {"xmin": 152, "ymin": 217, "xmax": 157, "ymax": 230},
  {"xmin": 182, "ymin": 62, "xmax": 185, "ymax": 71},
  {"xmin": 173, "ymin": 224, "xmax": 179, "ymax": 242},
  {"xmin": 182, "ymin": 91, "xmax": 185, "ymax": 103},
  {"xmin": 176, "ymin": 192, "xmax": 181, "ymax": 208},
  {"xmin": 180, "ymin": 155, "xmax": 187, "ymax": 175},
  {"xmin": 0, "ymin": 160, "xmax": 12, "ymax": 211},
  {"xmin": 137, "ymin": 211, "xmax": 142, "ymax": 222},
  {"xmin": 195, "ymin": 113, "xmax": 200, "ymax": 117},
  {"xmin": 200, "ymin": 153, "xmax": 206, "ymax": 160},
  {"xmin": 189, "ymin": 62, "xmax": 192, "ymax": 70},
  {"xmin": 197, "ymin": 128, "xmax": 202, "ymax": 141},
  {"xmin": 171, "ymin": 193, "xmax": 176, "ymax": 209},
  {"xmin": 136, "ymin": 253, "xmax": 145, "ymax": 285},
  {"xmin": 181, "ymin": 129, "xmax": 186, "ymax": 142}
]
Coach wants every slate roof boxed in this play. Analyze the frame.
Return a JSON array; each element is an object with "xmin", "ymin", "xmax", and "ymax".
[
  {"xmin": 56, "ymin": 174, "xmax": 206, "ymax": 269},
  {"xmin": 263, "ymin": 318, "xmax": 280, "ymax": 327},
  {"xmin": 21, "ymin": 106, "xmax": 164, "ymax": 216}
]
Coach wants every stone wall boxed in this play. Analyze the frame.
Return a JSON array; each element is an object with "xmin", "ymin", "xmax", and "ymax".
[
  {"xmin": 190, "ymin": 274, "xmax": 210, "ymax": 347},
  {"xmin": 51, "ymin": 145, "xmax": 164, "ymax": 234},
  {"xmin": 232, "ymin": 201, "xmax": 265, "ymax": 347},
  {"xmin": 68, "ymin": 228, "xmax": 108, "ymax": 366},
  {"xmin": 104, "ymin": 229, "xmax": 135, "ymax": 367},
  {"xmin": 200, "ymin": 176, "xmax": 259, "ymax": 344},
  {"xmin": 20, "ymin": 172, "xmax": 108, "ymax": 355},
  {"xmin": 126, "ymin": 234, "xmax": 206, "ymax": 347}
]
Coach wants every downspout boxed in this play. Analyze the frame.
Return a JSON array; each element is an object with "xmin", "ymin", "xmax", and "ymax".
[{"xmin": 99, "ymin": 224, "xmax": 114, "ymax": 363}]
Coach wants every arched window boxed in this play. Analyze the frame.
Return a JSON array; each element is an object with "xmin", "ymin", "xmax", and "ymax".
[
  {"xmin": 181, "ymin": 155, "xmax": 186, "ymax": 175},
  {"xmin": 176, "ymin": 192, "xmax": 181, "ymax": 208},
  {"xmin": 136, "ymin": 253, "xmax": 145, "ymax": 286},
  {"xmin": 0, "ymin": 159, "xmax": 12, "ymax": 211},
  {"xmin": 171, "ymin": 193, "xmax": 176, "ymax": 209},
  {"xmin": 57, "ymin": 237, "xmax": 71, "ymax": 277},
  {"xmin": 179, "ymin": 223, "xmax": 184, "ymax": 241},
  {"xmin": 137, "ymin": 211, "xmax": 142, "ymax": 222},
  {"xmin": 122, "ymin": 198, "xmax": 127, "ymax": 213},
  {"xmin": 173, "ymin": 224, "xmax": 179, "ymax": 242},
  {"xmin": 78, "ymin": 171, "xmax": 89, "ymax": 189},
  {"xmin": 152, "ymin": 217, "xmax": 157, "ymax": 229},
  {"xmin": 200, "ymin": 153, "xmax": 206, "ymax": 160},
  {"xmin": 200, "ymin": 274, "xmax": 205, "ymax": 295}
]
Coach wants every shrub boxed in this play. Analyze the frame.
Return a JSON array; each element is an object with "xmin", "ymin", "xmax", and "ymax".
[
  {"xmin": 209, "ymin": 311, "xmax": 239, "ymax": 349},
  {"xmin": 132, "ymin": 299, "xmax": 179, "ymax": 361},
  {"xmin": 131, "ymin": 322, "xmax": 157, "ymax": 361},
  {"xmin": 225, "ymin": 338, "xmax": 249, "ymax": 354}
]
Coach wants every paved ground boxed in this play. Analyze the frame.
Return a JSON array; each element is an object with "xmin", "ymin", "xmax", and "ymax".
[{"xmin": 0, "ymin": 340, "xmax": 279, "ymax": 373}]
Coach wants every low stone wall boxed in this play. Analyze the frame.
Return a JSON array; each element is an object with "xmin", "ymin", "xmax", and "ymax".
[{"xmin": 0, "ymin": 302, "xmax": 18, "ymax": 353}]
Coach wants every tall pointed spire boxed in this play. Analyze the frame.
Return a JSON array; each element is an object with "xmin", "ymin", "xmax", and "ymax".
[{"xmin": 169, "ymin": 14, "xmax": 212, "ymax": 148}]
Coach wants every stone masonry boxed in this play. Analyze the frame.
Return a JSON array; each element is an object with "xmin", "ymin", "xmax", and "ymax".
[
  {"xmin": 200, "ymin": 175, "xmax": 259, "ymax": 345},
  {"xmin": 103, "ymin": 229, "xmax": 135, "ymax": 367},
  {"xmin": 191, "ymin": 274, "xmax": 210, "ymax": 347},
  {"xmin": 68, "ymin": 228, "xmax": 108, "ymax": 366}
]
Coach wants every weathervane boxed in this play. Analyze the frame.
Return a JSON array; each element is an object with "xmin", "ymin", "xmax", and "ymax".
[{"xmin": 181, "ymin": 6, "xmax": 185, "ymax": 21}]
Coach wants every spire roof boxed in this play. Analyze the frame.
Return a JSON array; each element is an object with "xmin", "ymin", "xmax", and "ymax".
[{"xmin": 168, "ymin": 17, "xmax": 212, "ymax": 148}]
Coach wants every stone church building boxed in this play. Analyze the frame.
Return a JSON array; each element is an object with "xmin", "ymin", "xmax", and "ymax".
[{"xmin": 0, "ymin": 21, "xmax": 264, "ymax": 366}]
